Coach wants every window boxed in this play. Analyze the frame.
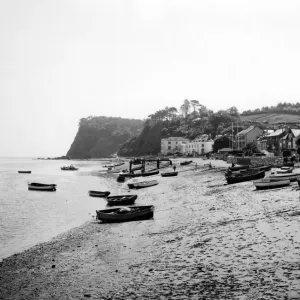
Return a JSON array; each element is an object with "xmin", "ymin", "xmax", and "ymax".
[
  {"xmin": 168, "ymin": 146, "xmax": 171, "ymax": 150},
  {"xmin": 168, "ymin": 141, "xmax": 171, "ymax": 144}
]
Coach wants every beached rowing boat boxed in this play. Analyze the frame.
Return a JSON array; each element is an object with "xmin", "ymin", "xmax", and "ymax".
[
  {"xmin": 96, "ymin": 205, "xmax": 154, "ymax": 222},
  {"xmin": 269, "ymin": 172, "xmax": 300, "ymax": 182},
  {"xmin": 161, "ymin": 172, "xmax": 178, "ymax": 177},
  {"xmin": 106, "ymin": 194, "xmax": 137, "ymax": 206},
  {"xmin": 88, "ymin": 190, "xmax": 110, "ymax": 197},
  {"xmin": 253, "ymin": 178, "xmax": 291, "ymax": 190},
  {"xmin": 18, "ymin": 171, "xmax": 31, "ymax": 174},
  {"xmin": 276, "ymin": 166, "xmax": 294, "ymax": 174},
  {"xmin": 28, "ymin": 182, "xmax": 56, "ymax": 191},
  {"xmin": 225, "ymin": 170, "xmax": 265, "ymax": 184},
  {"xmin": 180, "ymin": 160, "xmax": 193, "ymax": 166},
  {"xmin": 128, "ymin": 180, "xmax": 158, "ymax": 189},
  {"xmin": 117, "ymin": 170, "xmax": 159, "ymax": 182}
]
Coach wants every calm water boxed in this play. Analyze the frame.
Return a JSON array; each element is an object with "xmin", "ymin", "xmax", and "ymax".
[{"xmin": 0, "ymin": 157, "xmax": 123, "ymax": 260}]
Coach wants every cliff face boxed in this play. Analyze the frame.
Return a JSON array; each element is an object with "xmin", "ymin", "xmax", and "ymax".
[
  {"xmin": 67, "ymin": 116, "xmax": 143, "ymax": 158},
  {"xmin": 117, "ymin": 123, "xmax": 164, "ymax": 156}
]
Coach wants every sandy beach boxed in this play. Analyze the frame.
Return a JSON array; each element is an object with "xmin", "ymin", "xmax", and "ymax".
[{"xmin": 1, "ymin": 158, "xmax": 300, "ymax": 299}]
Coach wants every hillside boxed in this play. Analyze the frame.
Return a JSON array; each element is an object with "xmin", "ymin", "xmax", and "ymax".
[
  {"xmin": 67, "ymin": 116, "xmax": 143, "ymax": 158},
  {"xmin": 240, "ymin": 112, "xmax": 300, "ymax": 125}
]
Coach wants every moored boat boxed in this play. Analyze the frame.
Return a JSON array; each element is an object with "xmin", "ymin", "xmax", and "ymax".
[
  {"xmin": 28, "ymin": 182, "xmax": 56, "ymax": 191},
  {"xmin": 254, "ymin": 178, "xmax": 291, "ymax": 190},
  {"xmin": 106, "ymin": 194, "xmax": 137, "ymax": 206},
  {"xmin": 225, "ymin": 170, "xmax": 265, "ymax": 184},
  {"xmin": 61, "ymin": 165, "xmax": 78, "ymax": 171},
  {"xmin": 269, "ymin": 172, "xmax": 300, "ymax": 182},
  {"xmin": 96, "ymin": 205, "xmax": 154, "ymax": 222},
  {"xmin": 18, "ymin": 171, "xmax": 31, "ymax": 174},
  {"xmin": 161, "ymin": 172, "xmax": 178, "ymax": 177},
  {"xmin": 276, "ymin": 167, "xmax": 294, "ymax": 174},
  {"xmin": 88, "ymin": 190, "xmax": 110, "ymax": 197},
  {"xmin": 128, "ymin": 180, "xmax": 158, "ymax": 189}
]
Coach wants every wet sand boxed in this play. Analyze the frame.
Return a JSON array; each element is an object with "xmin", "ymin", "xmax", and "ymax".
[{"xmin": 1, "ymin": 158, "xmax": 300, "ymax": 299}]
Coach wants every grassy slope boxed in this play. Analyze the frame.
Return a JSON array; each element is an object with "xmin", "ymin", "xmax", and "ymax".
[{"xmin": 240, "ymin": 113, "xmax": 300, "ymax": 124}]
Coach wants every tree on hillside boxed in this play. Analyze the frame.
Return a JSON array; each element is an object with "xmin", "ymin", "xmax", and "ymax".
[
  {"xmin": 190, "ymin": 100, "xmax": 201, "ymax": 119},
  {"xmin": 213, "ymin": 136, "xmax": 231, "ymax": 152}
]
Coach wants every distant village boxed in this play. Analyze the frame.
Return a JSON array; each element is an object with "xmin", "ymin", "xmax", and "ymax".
[{"xmin": 160, "ymin": 125, "xmax": 300, "ymax": 160}]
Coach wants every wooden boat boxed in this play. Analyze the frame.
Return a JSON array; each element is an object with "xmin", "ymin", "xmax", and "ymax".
[
  {"xmin": 117, "ymin": 170, "xmax": 159, "ymax": 181},
  {"xmin": 276, "ymin": 167, "xmax": 293, "ymax": 174},
  {"xmin": 18, "ymin": 171, "xmax": 31, "ymax": 174},
  {"xmin": 28, "ymin": 182, "xmax": 56, "ymax": 191},
  {"xmin": 128, "ymin": 180, "xmax": 158, "ymax": 189},
  {"xmin": 106, "ymin": 194, "xmax": 137, "ymax": 206},
  {"xmin": 229, "ymin": 165, "xmax": 272, "ymax": 172},
  {"xmin": 180, "ymin": 160, "xmax": 193, "ymax": 166},
  {"xmin": 254, "ymin": 178, "xmax": 291, "ymax": 190},
  {"xmin": 269, "ymin": 172, "xmax": 300, "ymax": 182},
  {"xmin": 225, "ymin": 170, "xmax": 265, "ymax": 184},
  {"xmin": 114, "ymin": 162, "xmax": 125, "ymax": 167},
  {"xmin": 88, "ymin": 190, "xmax": 110, "ymax": 197},
  {"xmin": 96, "ymin": 205, "xmax": 154, "ymax": 222},
  {"xmin": 161, "ymin": 172, "xmax": 178, "ymax": 177},
  {"xmin": 61, "ymin": 165, "xmax": 78, "ymax": 171}
]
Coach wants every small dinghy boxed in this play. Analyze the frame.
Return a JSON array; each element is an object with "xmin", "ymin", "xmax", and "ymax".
[
  {"xmin": 276, "ymin": 166, "xmax": 294, "ymax": 174},
  {"xmin": 269, "ymin": 172, "xmax": 300, "ymax": 182},
  {"xmin": 128, "ymin": 180, "xmax": 158, "ymax": 189},
  {"xmin": 28, "ymin": 182, "xmax": 56, "ymax": 191},
  {"xmin": 225, "ymin": 170, "xmax": 265, "ymax": 184},
  {"xmin": 61, "ymin": 165, "xmax": 78, "ymax": 171},
  {"xmin": 254, "ymin": 178, "xmax": 291, "ymax": 190},
  {"xmin": 88, "ymin": 190, "xmax": 110, "ymax": 197},
  {"xmin": 180, "ymin": 160, "xmax": 193, "ymax": 166},
  {"xmin": 18, "ymin": 171, "xmax": 31, "ymax": 174},
  {"xmin": 161, "ymin": 172, "xmax": 178, "ymax": 177},
  {"xmin": 96, "ymin": 205, "xmax": 154, "ymax": 223},
  {"xmin": 106, "ymin": 194, "xmax": 137, "ymax": 206}
]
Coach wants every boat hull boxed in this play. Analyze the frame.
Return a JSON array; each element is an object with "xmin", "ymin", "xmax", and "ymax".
[
  {"xmin": 180, "ymin": 161, "xmax": 193, "ymax": 166},
  {"xmin": 269, "ymin": 173, "xmax": 300, "ymax": 182},
  {"xmin": 96, "ymin": 205, "xmax": 154, "ymax": 222},
  {"xmin": 226, "ymin": 170, "xmax": 265, "ymax": 184},
  {"xmin": 254, "ymin": 179, "xmax": 290, "ymax": 190},
  {"xmin": 106, "ymin": 195, "xmax": 137, "ymax": 206},
  {"xmin": 28, "ymin": 183, "xmax": 56, "ymax": 191},
  {"xmin": 132, "ymin": 180, "xmax": 158, "ymax": 189},
  {"xmin": 89, "ymin": 190, "xmax": 110, "ymax": 197},
  {"xmin": 161, "ymin": 172, "xmax": 178, "ymax": 177},
  {"xmin": 18, "ymin": 171, "xmax": 31, "ymax": 174}
]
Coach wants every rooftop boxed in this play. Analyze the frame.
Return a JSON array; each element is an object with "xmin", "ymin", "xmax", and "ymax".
[
  {"xmin": 161, "ymin": 137, "xmax": 189, "ymax": 141},
  {"xmin": 236, "ymin": 126, "xmax": 256, "ymax": 136}
]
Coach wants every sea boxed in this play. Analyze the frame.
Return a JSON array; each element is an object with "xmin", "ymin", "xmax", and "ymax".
[{"xmin": 0, "ymin": 157, "xmax": 122, "ymax": 261}]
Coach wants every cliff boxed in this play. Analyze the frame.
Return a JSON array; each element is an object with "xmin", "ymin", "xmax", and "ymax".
[{"xmin": 67, "ymin": 116, "xmax": 143, "ymax": 158}]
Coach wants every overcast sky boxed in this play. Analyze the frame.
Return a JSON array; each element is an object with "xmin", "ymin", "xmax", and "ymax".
[{"xmin": 1, "ymin": 0, "xmax": 300, "ymax": 156}]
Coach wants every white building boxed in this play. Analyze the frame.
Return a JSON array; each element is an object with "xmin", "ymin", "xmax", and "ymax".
[
  {"xmin": 160, "ymin": 137, "xmax": 189, "ymax": 155},
  {"xmin": 185, "ymin": 135, "xmax": 214, "ymax": 156}
]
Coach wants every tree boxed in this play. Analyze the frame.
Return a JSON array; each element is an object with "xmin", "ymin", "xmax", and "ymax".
[
  {"xmin": 190, "ymin": 100, "xmax": 200, "ymax": 119},
  {"xmin": 213, "ymin": 136, "xmax": 231, "ymax": 152}
]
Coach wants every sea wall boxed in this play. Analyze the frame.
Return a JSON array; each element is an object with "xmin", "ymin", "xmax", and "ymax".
[{"xmin": 227, "ymin": 156, "xmax": 284, "ymax": 166}]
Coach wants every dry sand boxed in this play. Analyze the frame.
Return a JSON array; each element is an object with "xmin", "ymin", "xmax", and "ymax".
[{"xmin": 1, "ymin": 158, "xmax": 300, "ymax": 299}]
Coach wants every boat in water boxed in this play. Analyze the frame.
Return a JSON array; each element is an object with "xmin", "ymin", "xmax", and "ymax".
[
  {"xmin": 254, "ymin": 178, "xmax": 291, "ymax": 190},
  {"xmin": 88, "ymin": 190, "xmax": 110, "ymax": 197},
  {"xmin": 96, "ymin": 205, "xmax": 154, "ymax": 222},
  {"xmin": 225, "ymin": 170, "xmax": 265, "ymax": 184},
  {"xmin": 61, "ymin": 165, "xmax": 78, "ymax": 171},
  {"xmin": 28, "ymin": 182, "xmax": 57, "ymax": 191},
  {"xmin": 106, "ymin": 194, "xmax": 137, "ymax": 206}
]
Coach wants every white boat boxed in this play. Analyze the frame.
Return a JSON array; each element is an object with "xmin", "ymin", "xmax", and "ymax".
[
  {"xmin": 269, "ymin": 173, "xmax": 300, "ymax": 182},
  {"xmin": 254, "ymin": 178, "xmax": 291, "ymax": 190},
  {"xmin": 130, "ymin": 180, "xmax": 159, "ymax": 189}
]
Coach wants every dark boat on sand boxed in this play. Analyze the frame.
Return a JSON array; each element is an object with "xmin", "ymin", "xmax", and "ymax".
[
  {"xmin": 18, "ymin": 171, "xmax": 31, "ymax": 174},
  {"xmin": 28, "ymin": 182, "xmax": 56, "ymax": 191},
  {"xmin": 117, "ymin": 170, "xmax": 159, "ymax": 182},
  {"xmin": 106, "ymin": 194, "xmax": 137, "ymax": 206},
  {"xmin": 229, "ymin": 165, "xmax": 272, "ymax": 172},
  {"xmin": 128, "ymin": 180, "xmax": 158, "ymax": 189},
  {"xmin": 180, "ymin": 160, "xmax": 193, "ymax": 166},
  {"xmin": 96, "ymin": 205, "xmax": 154, "ymax": 222},
  {"xmin": 161, "ymin": 172, "xmax": 178, "ymax": 177},
  {"xmin": 89, "ymin": 190, "xmax": 110, "ymax": 197},
  {"xmin": 225, "ymin": 170, "xmax": 265, "ymax": 184}
]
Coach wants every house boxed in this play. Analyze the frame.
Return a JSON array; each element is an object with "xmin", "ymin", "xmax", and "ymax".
[
  {"xmin": 160, "ymin": 137, "xmax": 189, "ymax": 155},
  {"xmin": 256, "ymin": 136, "xmax": 267, "ymax": 152},
  {"xmin": 263, "ymin": 128, "xmax": 286, "ymax": 152},
  {"xmin": 236, "ymin": 126, "xmax": 264, "ymax": 150},
  {"xmin": 185, "ymin": 135, "xmax": 214, "ymax": 156},
  {"xmin": 280, "ymin": 129, "xmax": 300, "ymax": 150},
  {"xmin": 216, "ymin": 147, "xmax": 233, "ymax": 160}
]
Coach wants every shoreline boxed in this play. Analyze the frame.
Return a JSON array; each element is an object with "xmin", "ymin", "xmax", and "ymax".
[{"xmin": 2, "ymin": 158, "xmax": 300, "ymax": 299}]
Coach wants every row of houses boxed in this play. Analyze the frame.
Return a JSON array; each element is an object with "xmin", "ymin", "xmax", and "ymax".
[
  {"xmin": 160, "ymin": 135, "xmax": 214, "ymax": 156},
  {"xmin": 160, "ymin": 126, "xmax": 300, "ymax": 156}
]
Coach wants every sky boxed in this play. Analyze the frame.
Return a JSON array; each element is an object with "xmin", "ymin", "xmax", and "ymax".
[{"xmin": 1, "ymin": 0, "xmax": 300, "ymax": 156}]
